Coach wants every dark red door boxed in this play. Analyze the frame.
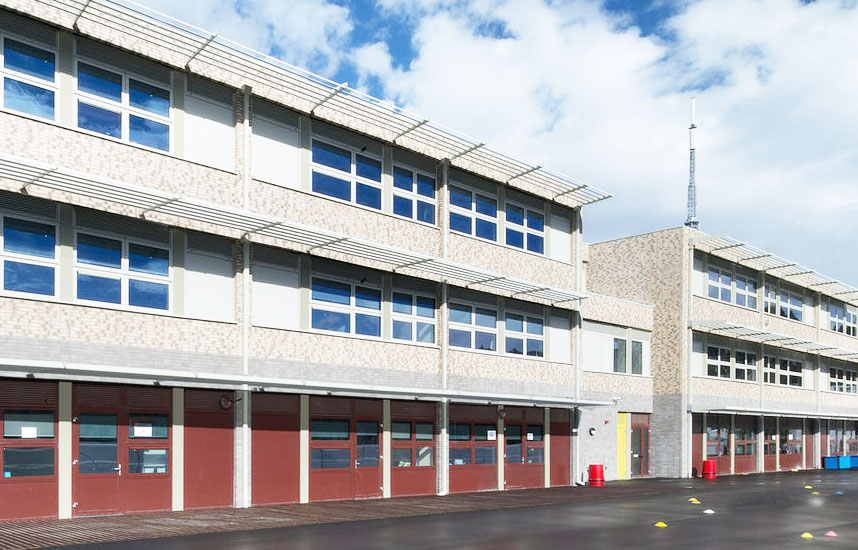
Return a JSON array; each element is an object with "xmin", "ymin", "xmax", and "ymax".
[
  {"xmin": 779, "ymin": 418, "xmax": 803, "ymax": 471},
  {"xmin": 252, "ymin": 393, "xmax": 299, "ymax": 506},
  {"xmin": 630, "ymin": 413, "xmax": 650, "ymax": 477},
  {"xmin": 733, "ymin": 416, "xmax": 757, "ymax": 474},
  {"xmin": 706, "ymin": 414, "xmax": 731, "ymax": 475},
  {"xmin": 0, "ymin": 380, "xmax": 59, "ymax": 521},
  {"xmin": 549, "ymin": 409, "xmax": 570, "ymax": 487},
  {"xmin": 390, "ymin": 401, "xmax": 435, "ymax": 497},
  {"xmin": 504, "ymin": 408, "xmax": 543, "ymax": 490},
  {"xmin": 184, "ymin": 390, "xmax": 234, "ymax": 509},
  {"xmin": 764, "ymin": 417, "xmax": 777, "ymax": 471},
  {"xmin": 449, "ymin": 405, "xmax": 498, "ymax": 494}
]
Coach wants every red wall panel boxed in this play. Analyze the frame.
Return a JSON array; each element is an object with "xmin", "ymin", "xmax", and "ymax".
[{"xmin": 184, "ymin": 390, "xmax": 234, "ymax": 509}]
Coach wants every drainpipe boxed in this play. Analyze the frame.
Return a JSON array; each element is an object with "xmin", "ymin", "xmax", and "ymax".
[
  {"xmin": 240, "ymin": 85, "xmax": 252, "ymax": 508},
  {"xmin": 686, "ymin": 238, "xmax": 695, "ymax": 478}
]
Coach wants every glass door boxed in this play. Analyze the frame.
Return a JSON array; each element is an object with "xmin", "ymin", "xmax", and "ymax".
[
  {"xmin": 354, "ymin": 420, "xmax": 381, "ymax": 498},
  {"xmin": 75, "ymin": 413, "xmax": 120, "ymax": 515}
]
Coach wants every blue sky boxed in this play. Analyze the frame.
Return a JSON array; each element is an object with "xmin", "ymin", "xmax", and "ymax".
[{"xmin": 136, "ymin": 0, "xmax": 858, "ymax": 284}]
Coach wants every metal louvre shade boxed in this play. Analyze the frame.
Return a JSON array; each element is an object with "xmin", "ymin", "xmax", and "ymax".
[
  {"xmin": 693, "ymin": 235, "xmax": 858, "ymax": 307},
  {"xmin": 693, "ymin": 320, "xmax": 858, "ymax": 363},
  {"xmin": 13, "ymin": 0, "xmax": 612, "ymax": 208},
  {"xmin": 0, "ymin": 153, "xmax": 586, "ymax": 309}
]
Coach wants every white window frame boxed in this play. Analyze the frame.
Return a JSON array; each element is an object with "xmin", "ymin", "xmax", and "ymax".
[
  {"xmin": 390, "ymin": 289, "xmax": 437, "ymax": 345},
  {"xmin": 73, "ymin": 57, "xmax": 173, "ymax": 152},
  {"xmin": 503, "ymin": 200, "xmax": 545, "ymax": 256},
  {"xmin": 0, "ymin": 211, "xmax": 59, "ymax": 299},
  {"xmin": 448, "ymin": 301, "xmax": 498, "ymax": 353},
  {"xmin": 705, "ymin": 261, "xmax": 757, "ymax": 310},
  {"xmin": 706, "ymin": 346, "xmax": 731, "ymax": 379},
  {"xmin": 503, "ymin": 309, "xmax": 544, "ymax": 358},
  {"xmin": 829, "ymin": 367, "xmax": 857, "ymax": 394},
  {"xmin": 309, "ymin": 275, "xmax": 382, "ymax": 339},
  {"xmin": 73, "ymin": 229, "xmax": 172, "ymax": 312},
  {"xmin": 448, "ymin": 184, "xmax": 498, "ymax": 243},
  {"xmin": 778, "ymin": 358, "xmax": 803, "ymax": 387},
  {"xmin": 391, "ymin": 165, "xmax": 436, "ymax": 226},
  {"xmin": 0, "ymin": 33, "xmax": 58, "ymax": 122},
  {"xmin": 310, "ymin": 137, "xmax": 383, "ymax": 211},
  {"xmin": 763, "ymin": 355, "xmax": 777, "ymax": 384},
  {"xmin": 734, "ymin": 273, "xmax": 758, "ymax": 309},
  {"xmin": 734, "ymin": 349, "xmax": 758, "ymax": 382}
]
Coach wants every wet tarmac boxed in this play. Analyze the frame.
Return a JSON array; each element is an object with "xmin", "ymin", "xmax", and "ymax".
[{"xmin": 43, "ymin": 471, "xmax": 858, "ymax": 549}]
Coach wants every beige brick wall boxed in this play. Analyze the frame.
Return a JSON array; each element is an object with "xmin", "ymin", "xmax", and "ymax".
[
  {"xmin": 692, "ymin": 296, "xmax": 760, "ymax": 327},
  {"xmin": 580, "ymin": 292, "xmax": 653, "ymax": 331},
  {"xmin": 693, "ymin": 377, "xmax": 759, "ymax": 401},
  {"xmin": 762, "ymin": 385, "xmax": 817, "ymax": 406},
  {"xmin": 582, "ymin": 372, "xmax": 652, "ymax": 396},
  {"xmin": 448, "ymin": 350, "xmax": 573, "ymax": 388}
]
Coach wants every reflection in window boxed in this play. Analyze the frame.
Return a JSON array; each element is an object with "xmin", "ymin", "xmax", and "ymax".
[
  {"xmin": 2, "ymin": 38, "xmax": 55, "ymax": 119},
  {"xmin": 3, "ymin": 447, "xmax": 54, "ymax": 477},
  {"xmin": 128, "ymin": 448, "xmax": 168, "ymax": 474}
]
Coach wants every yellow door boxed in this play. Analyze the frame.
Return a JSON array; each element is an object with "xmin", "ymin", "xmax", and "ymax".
[{"xmin": 617, "ymin": 413, "xmax": 629, "ymax": 480}]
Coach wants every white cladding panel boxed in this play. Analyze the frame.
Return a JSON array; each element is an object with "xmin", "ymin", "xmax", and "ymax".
[
  {"xmin": 184, "ymin": 250, "xmax": 235, "ymax": 322},
  {"xmin": 548, "ymin": 312, "xmax": 571, "ymax": 363},
  {"xmin": 251, "ymin": 115, "xmax": 300, "ymax": 189},
  {"xmin": 252, "ymin": 263, "xmax": 300, "ymax": 330},
  {"xmin": 548, "ymin": 207, "xmax": 572, "ymax": 264},
  {"xmin": 692, "ymin": 256, "xmax": 706, "ymax": 297},
  {"xmin": 184, "ymin": 94, "xmax": 236, "ymax": 172}
]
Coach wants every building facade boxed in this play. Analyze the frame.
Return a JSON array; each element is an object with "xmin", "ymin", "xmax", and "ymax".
[
  {"xmin": 587, "ymin": 227, "xmax": 858, "ymax": 479},
  {"xmin": 0, "ymin": 0, "xmax": 656, "ymax": 520}
]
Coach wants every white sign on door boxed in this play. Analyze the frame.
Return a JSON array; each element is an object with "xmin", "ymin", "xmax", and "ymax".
[{"xmin": 487, "ymin": 430, "xmax": 497, "ymax": 441}]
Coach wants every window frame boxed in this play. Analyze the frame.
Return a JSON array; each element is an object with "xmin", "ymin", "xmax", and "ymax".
[
  {"xmin": 73, "ymin": 57, "xmax": 172, "ymax": 153},
  {"xmin": 503, "ymin": 199, "xmax": 545, "ymax": 255},
  {"xmin": 829, "ymin": 367, "xmax": 857, "ymax": 394},
  {"xmin": 503, "ymin": 309, "xmax": 545, "ymax": 359},
  {"xmin": 0, "ymin": 211, "xmax": 59, "ymax": 299},
  {"xmin": 390, "ymin": 289, "xmax": 437, "ymax": 346},
  {"xmin": 704, "ymin": 261, "xmax": 757, "ymax": 310},
  {"xmin": 0, "ymin": 34, "xmax": 58, "ymax": 122},
  {"xmin": 706, "ymin": 345, "xmax": 731, "ymax": 379},
  {"xmin": 829, "ymin": 302, "xmax": 857, "ymax": 337},
  {"xmin": 390, "ymin": 420, "xmax": 435, "ymax": 469},
  {"xmin": 448, "ymin": 183, "xmax": 498, "ymax": 243},
  {"xmin": 391, "ymin": 164, "xmax": 436, "ymax": 226},
  {"xmin": 310, "ymin": 274, "xmax": 382, "ymax": 339},
  {"xmin": 310, "ymin": 137, "xmax": 383, "ymax": 212},
  {"xmin": 1, "ymin": 408, "xmax": 57, "ymax": 480},
  {"xmin": 448, "ymin": 301, "xmax": 498, "ymax": 353},
  {"xmin": 73, "ymin": 229, "xmax": 172, "ymax": 312},
  {"xmin": 764, "ymin": 281, "xmax": 804, "ymax": 323}
]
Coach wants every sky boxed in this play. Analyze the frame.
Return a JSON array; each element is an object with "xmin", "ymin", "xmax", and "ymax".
[{"xmin": 134, "ymin": 0, "xmax": 858, "ymax": 284}]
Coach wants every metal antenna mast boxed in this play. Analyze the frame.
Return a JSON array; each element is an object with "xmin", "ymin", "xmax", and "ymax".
[{"xmin": 685, "ymin": 97, "xmax": 699, "ymax": 229}]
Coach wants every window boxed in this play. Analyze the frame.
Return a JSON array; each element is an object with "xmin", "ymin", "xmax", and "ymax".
[
  {"xmin": 763, "ymin": 356, "xmax": 777, "ymax": 384},
  {"xmin": 504, "ymin": 311, "xmax": 544, "ymax": 357},
  {"xmin": 311, "ymin": 139, "xmax": 382, "ymax": 210},
  {"xmin": 1, "ymin": 215, "xmax": 57, "ymax": 297},
  {"xmin": 764, "ymin": 285, "xmax": 777, "ymax": 315},
  {"xmin": 311, "ymin": 277, "xmax": 381, "ymax": 337},
  {"xmin": 391, "ymin": 291, "xmax": 436, "ymax": 344},
  {"xmin": 74, "ymin": 232, "xmax": 170, "ymax": 310},
  {"xmin": 706, "ymin": 346, "xmax": 730, "ymax": 378},
  {"xmin": 449, "ymin": 185, "xmax": 497, "ymax": 242},
  {"xmin": 765, "ymin": 283, "xmax": 803, "ymax": 322},
  {"xmin": 830, "ymin": 304, "xmax": 857, "ymax": 336},
  {"xmin": 734, "ymin": 351, "xmax": 757, "ymax": 381},
  {"xmin": 129, "ymin": 414, "xmax": 168, "ymax": 439},
  {"xmin": 613, "ymin": 338, "xmax": 627, "ymax": 373},
  {"xmin": 393, "ymin": 166, "xmax": 435, "ymax": 224},
  {"xmin": 706, "ymin": 264, "xmax": 756, "ymax": 309},
  {"xmin": 504, "ymin": 202, "xmax": 544, "ymax": 254},
  {"xmin": 2, "ymin": 447, "xmax": 54, "ymax": 477},
  {"xmin": 75, "ymin": 60, "xmax": 171, "ymax": 151},
  {"xmin": 779, "ymin": 359, "xmax": 802, "ymax": 387},
  {"xmin": 1, "ymin": 36, "xmax": 56, "ymax": 120},
  {"xmin": 449, "ymin": 421, "xmax": 496, "ymax": 466},
  {"xmin": 830, "ymin": 368, "xmax": 857, "ymax": 394},
  {"xmin": 391, "ymin": 420, "xmax": 434, "ymax": 468},
  {"xmin": 631, "ymin": 341, "xmax": 643, "ymax": 375},
  {"xmin": 3, "ymin": 411, "xmax": 54, "ymax": 439},
  {"xmin": 449, "ymin": 302, "xmax": 497, "ymax": 351},
  {"xmin": 128, "ymin": 449, "xmax": 168, "ymax": 474}
]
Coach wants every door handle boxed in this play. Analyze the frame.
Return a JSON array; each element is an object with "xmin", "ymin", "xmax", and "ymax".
[
  {"xmin": 354, "ymin": 459, "xmax": 359, "ymax": 468},
  {"xmin": 114, "ymin": 464, "xmax": 122, "ymax": 476}
]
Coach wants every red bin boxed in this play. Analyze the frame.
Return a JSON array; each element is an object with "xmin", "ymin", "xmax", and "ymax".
[
  {"xmin": 589, "ymin": 464, "xmax": 605, "ymax": 487},
  {"xmin": 702, "ymin": 459, "xmax": 717, "ymax": 479}
]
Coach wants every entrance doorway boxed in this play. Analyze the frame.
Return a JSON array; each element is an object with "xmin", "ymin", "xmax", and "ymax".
[{"xmin": 630, "ymin": 414, "xmax": 650, "ymax": 477}]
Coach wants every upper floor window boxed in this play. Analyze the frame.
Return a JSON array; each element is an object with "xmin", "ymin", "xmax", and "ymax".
[
  {"xmin": 311, "ymin": 139, "xmax": 382, "ymax": 210},
  {"xmin": 1, "ymin": 37, "xmax": 56, "ymax": 120},
  {"xmin": 706, "ymin": 346, "xmax": 757, "ymax": 381},
  {"xmin": 706, "ymin": 264, "xmax": 757, "ymax": 309},
  {"xmin": 393, "ymin": 166, "xmax": 435, "ymax": 224},
  {"xmin": 392, "ymin": 291, "xmax": 436, "ymax": 344},
  {"xmin": 504, "ymin": 311, "xmax": 544, "ymax": 357},
  {"xmin": 449, "ymin": 302, "xmax": 497, "ymax": 351},
  {"xmin": 613, "ymin": 338, "xmax": 627, "ymax": 373},
  {"xmin": 74, "ymin": 232, "xmax": 170, "ymax": 310},
  {"xmin": 763, "ymin": 356, "xmax": 777, "ymax": 384},
  {"xmin": 75, "ymin": 60, "xmax": 171, "ymax": 152},
  {"xmin": 449, "ymin": 185, "xmax": 497, "ymax": 242},
  {"xmin": 778, "ymin": 359, "xmax": 802, "ymax": 387},
  {"xmin": 1, "ymin": 214, "xmax": 57, "ymax": 297},
  {"xmin": 734, "ymin": 350, "xmax": 757, "ymax": 381},
  {"xmin": 830, "ymin": 367, "xmax": 857, "ymax": 393},
  {"xmin": 830, "ymin": 303, "xmax": 857, "ymax": 336},
  {"xmin": 504, "ymin": 202, "xmax": 544, "ymax": 254},
  {"xmin": 707, "ymin": 346, "xmax": 731, "ymax": 378},
  {"xmin": 764, "ymin": 284, "xmax": 803, "ymax": 322},
  {"xmin": 311, "ymin": 276, "xmax": 381, "ymax": 337}
]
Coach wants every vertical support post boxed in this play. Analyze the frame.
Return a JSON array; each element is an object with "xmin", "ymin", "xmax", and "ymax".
[
  {"xmin": 58, "ymin": 204, "xmax": 74, "ymax": 301},
  {"xmin": 172, "ymin": 387, "xmax": 184, "ymax": 511},
  {"xmin": 729, "ymin": 415, "xmax": 735, "ymax": 475},
  {"xmin": 300, "ymin": 394, "xmax": 310, "ymax": 503},
  {"xmin": 57, "ymin": 32, "xmax": 74, "ymax": 126},
  {"xmin": 775, "ymin": 417, "xmax": 781, "ymax": 471},
  {"xmin": 497, "ymin": 405, "xmax": 505, "ymax": 491},
  {"xmin": 757, "ymin": 415, "xmax": 765, "ymax": 473},
  {"xmin": 543, "ymin": 407, "xmax": 551, "ymax": 488},
  {"xmin": 233, "ymin": 388, "xmax": 251, "ymax": 508},
  {"xmin": 701, "ymin": 412, "xmax": 707, "ymax": 475},
  {"xmin": 58, "ymin": 382, "xmax": 72, "ymax": 519},
  {"xmin": 382, "ymin": 399, "xmax": 391, "ymax": 498},
  {"xmin": 437, "ymin": 399, "xmax": 449, "ymax": 496}
]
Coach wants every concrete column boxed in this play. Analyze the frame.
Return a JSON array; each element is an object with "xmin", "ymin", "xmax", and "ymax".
[
  {"xmin": 171, "ymin": 387, "xmax": 184, "ymax": 511},
  {"xmin": 543, "ymin": 407, "xmax": 551, "ymax": 488},
  {"xmin": 171, "ymin": 229, "xmax": 186, "ymax": 316},
  {"xmin": 775, "ymin": 417, "xmax": 780, "ymax": 471},
  {"xmin": 814, "ymin": 419, "xmax": 821, "ymax": 468},
  {"xmin": 437, "ymin": 399, "xmax": 449, "ymax": 496},
  {"xmin": 497, "ymin": 406, "xmax": 505, "ymax": 491},
  {"xmin": 299, "ymin": 394, "xmax": 310, "ymax": 503},
  {"xmin": 382, "ymin": 399, "xmax": 391, "ymax": 498},
  {"xmin": 57, "ymin": 32, "xmax": 74, "ymax": 126},
  {"xmin": 233, "ymin": 388, "xmax": 251, "ymax": 508},
  {"xmin": 757, "ymin": 415, "xmax": 765, "ymax": 473},
  {"xmin": 58, "ymin": 382, "xmax": 72, "ymax": 519},
  {"xmin": 58, "ymin": 204, "xmax": 74, "ymax": 301},
  {"xmin": 801, "ymin": 418, "xmax": 807, "ymax": 471},
  {"xmin": 729, "ymin": 415, "xmax": 735, "ymax": 475},
  {"xmin": 381, "ymin": 145, "xmax": 393, "ymax": 214},
  {"xmin": 172, "ymin": 71, "xmax": 186, "ymax": 158},
  {"xmin": 701, "ymin": 412, "xmax": 707, "ymax": 473},
  {"xmin": 299, "ymin": 115, "xmax": 312, "ymax": 192}
]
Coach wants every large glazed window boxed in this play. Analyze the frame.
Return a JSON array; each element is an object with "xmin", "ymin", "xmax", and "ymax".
[
  {"xmin": 764, "ymin": 282, "xmax": 803, "ymax": 322},
  {"xmin": 391, "ymin": 291, "xmax": 436, "ymax": 344},
  {"xmin": 1, "ymin": 36, "xmax": 56, "ymax": 120},
  {"xmin": 449, "ymin": 302, "xmax": 497, "ymax": 352},
  {"xmin": 1, "ymin": 214, "xmax": 57, "ymax": 297},
  {"xmin": 393, "ymin": 166, "xmax": 435, "ymax": 224},
  {"xmin": 74, "ymin": 231, "xmax": 170, "ymax": 311},
  {"xmin": 504, "ymin": 201, "xmax": 544, "ymax": 254},
  {"xmin": 311, "ymin": 276, "xmax": 382, "ymax": 338},
  {"xmin": 830, "ymin": 367, "xmax": 858, "ymax": 393},
  {"xmin": 449, "ymin": 185, "xmax": 498, "ymax": 242},
  {"xmin": 75, "ymin": 60, "xmax": 171, "ymax": 152},
  {"xmin": 504, "ymin": 311, "xmax": 544, "ymax": 357},
  {"xmin": 706, "ymin": 263, "xmax": 757, "ymax": 310},
  {"xmin": 311, "ymin": 139, "xmax": 382, "ymax": 210}
]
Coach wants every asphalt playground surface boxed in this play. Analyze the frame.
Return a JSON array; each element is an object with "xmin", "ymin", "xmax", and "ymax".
[{"xmin": 12, "ymin": 470, "xmax": 858, "ymax": 549}]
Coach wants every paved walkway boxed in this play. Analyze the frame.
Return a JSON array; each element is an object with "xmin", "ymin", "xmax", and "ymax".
[{"xmin": 0, "ymin": 481, "xmax": 684, "ymax": 549}]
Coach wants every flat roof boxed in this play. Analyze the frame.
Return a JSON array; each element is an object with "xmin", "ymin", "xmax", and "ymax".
[{"xmin": 6, "ymin": 0, "xmax": 612, "ymax": 209}]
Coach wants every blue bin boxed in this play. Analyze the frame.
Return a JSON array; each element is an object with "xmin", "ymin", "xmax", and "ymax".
[
  {"xmin": 851, "ymin": 456, "xmax": 858, "ymax": 468},
  {"xmin": 824, "ymin": 456, "xmax": 839, "ymax": 469},
  {"xmin": 839, "ymin": 456, "xmax": 851, "ymax": 469}
]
